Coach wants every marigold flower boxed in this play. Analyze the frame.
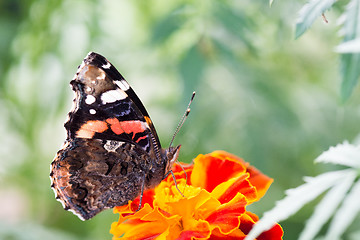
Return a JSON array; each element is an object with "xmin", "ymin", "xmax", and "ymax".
[{"xmin": 110, "ymin": 151, "xmax": 283, "ymax": 240}]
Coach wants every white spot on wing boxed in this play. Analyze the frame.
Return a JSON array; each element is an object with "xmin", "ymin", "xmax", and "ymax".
[
  {"xmin": 102, "ymin": 62, "xmax": 111, "ymax": 69},
  {"xmin": 101, "ymin": 89, "xmax": 127, "ymax": 104},
  {"xmin": 104, "ymin": 140, "xmax": 125, "ymax": 152},
  {"xmin": 85, "ymin": 95, "xmax": 96, "ymax": 105},
  {"xmin": 115, "ymin": 80, "xmax": 130, "ymax": 91},
  {"xmin": 89, "ymin": 109, "xmax": 96, "ymax": 114},
  {"xmin": 96, "ymin": 71, "xmax": 106, "ymax": 80}
]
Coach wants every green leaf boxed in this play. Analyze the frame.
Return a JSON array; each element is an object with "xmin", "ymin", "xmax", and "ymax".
[
  {"xmin": 299, "ymin": 172, "xmax": 356, "ymax": 240},
  {"xmin": 270, "ymin": 0, "xmax": 274, "ymax": 7},
  {"xmin": 244, "ymin": 170, "xmax": 352, "ymax": 240},
  {"xmin": 295, "ymin": 0, "xmax": 337, "ymax": 39},
  {"xmin": 315, "ymin": 141, "xmax": 360, "ymax": 168},
  {"xmin": 325, "ymin": 179, "xmax": 360, "ymax": 239},
  {"xmin": 335, "ymin": 38, "xmax": 360, "ymax": 53},
  {"xmin": 340, "ymin": 0, "xmax": 360, "ymax": 101},
  {"xmin": 150, "ymin": 5, "xmax": 187, "ymax": 44},
  {"xmin": 340, "ymin": 53, "xmax": 360, "ymax": 100}
]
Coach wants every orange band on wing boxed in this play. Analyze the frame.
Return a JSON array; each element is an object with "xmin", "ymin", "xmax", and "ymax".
[
  {"xmin": 120, "ymin": 120, "xmax": 146, "ymax": 134},
  {"xmin": 106, "ymin": 118, "xmax": 146, "ymax": 135},
  {"xmin": 106, "ymin": 118, "xmax": 124, "ymax": 135},
  {"xmin": 135, "ymin": 135, "xmax": 148, "ymax": 143},
  {"xmin": 76, "ymin": 120, "xmax": 108, "ymax": 138},
  {"xmin": 75, "ymin": 118, "xmax": 147, "ymax": 140}
]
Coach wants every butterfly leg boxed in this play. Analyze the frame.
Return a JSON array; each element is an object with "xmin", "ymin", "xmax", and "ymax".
[
  {"xmin": 137, "ymin": 173, "xmax": 146, "ymax": 211},
  {"xmin": 164, "ymin": 170, "xmax": 185, "ymax": 197}
]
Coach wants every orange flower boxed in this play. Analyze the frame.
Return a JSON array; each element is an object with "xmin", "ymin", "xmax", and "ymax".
[{"xmin": 110, "ymin": 151, "xmax": 283, "ymax": 240}]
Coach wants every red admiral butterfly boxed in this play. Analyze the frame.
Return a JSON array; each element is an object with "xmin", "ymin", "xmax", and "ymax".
[{"xmin": 51, "ymin": 52, "xmax": 187, "ymax": 220}]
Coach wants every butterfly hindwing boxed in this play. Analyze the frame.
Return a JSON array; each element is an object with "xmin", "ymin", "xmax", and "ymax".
[{"xmin": 51, "ymin": 138, "xmax": 149, "ymax": 220}]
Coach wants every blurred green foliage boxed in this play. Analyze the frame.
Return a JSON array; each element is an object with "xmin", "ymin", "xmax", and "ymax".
[{"xmin": 1, "ymin": 0, "xmax": 360, "ymax": 239}]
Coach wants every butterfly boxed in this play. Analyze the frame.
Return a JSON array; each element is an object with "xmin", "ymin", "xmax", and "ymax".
[{"xmin": 50, "ymin": 52, "xmax": 184, "ymax": 220}]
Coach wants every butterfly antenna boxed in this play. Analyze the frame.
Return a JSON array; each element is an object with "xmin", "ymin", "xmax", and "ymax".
[{"xmin": 169, "ymin": 91, "xmax": 196, "ymax": 148}]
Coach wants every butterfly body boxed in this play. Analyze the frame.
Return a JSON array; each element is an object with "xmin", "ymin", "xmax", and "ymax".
[{"xmin": 50, "ymin": 52, "xmax": 180, "ymax": 220}]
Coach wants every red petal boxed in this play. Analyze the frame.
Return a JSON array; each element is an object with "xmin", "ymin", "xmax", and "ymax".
[
  {"xmin": 192, "ymin": 154, "xmax": 246, "ymax": 192},
  {"xmin": 239, "ymin": 212, "xmax": 283, "ymax": 240},
  {"xmin": 172, "ymin": 162, "xmax": 193, "ymax": 174},
  {"xmin": 131, "ymin": 189, "xmax": 155, "ymax": 209},
  {"xmin": 177, "ymin": 229, "xmax": 211, "ymax": 240},
  {"xmin": 257, "ymin": 224, "xmax": 284, "ymax": 240},
  {"xmin": 166, "ymin": 162, "xmax": 193, "ymax": 185}
]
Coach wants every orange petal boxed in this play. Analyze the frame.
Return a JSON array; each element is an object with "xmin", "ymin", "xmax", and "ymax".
[
  {"xmin": 166, "ymin": 190, "xmax": 214, "ymax": 219},
  {"xmin": 209, "ymin": 227, "xmax": 247, "ymax": 239},
  {"xmin": 160, "ymin": 189, "xmax": 217, "ymax": 239},
  {"xmin": 113, "ymin": 188, "xmax": 155, "ymax": 218},
  {"xmin": 246, "ymin": 166, "xmax": 273, "ymax": 200},
  {"xmin": 191, "ymin": 154, "xmax": 246, "ymax": 192},
  {"xmin": 153, "ymin": 180, "xmax": 202, "ymax": 212},
  {"xmin": 111, "ymin": 204, "xmax": 153, "ymax": 238},
  {"xmin": 177, "ymin": 220, "xmax": 211, "ymax": 240},
  {"xmin": 111, "ymin": 206, "xmax": 181, "ymax": 240},
  {"xmin": 111, "ymin": 220, "xmax": 164, "ymax": 240},
  {"xmin": 113, "ymin": 203, "xmax": 153, "ymax": 225},
  {"xmin": 206, "ymin": 193, "xmax": 247, "ymax": 235},
  {"xmin": 211, "ymin": 151, "xmax": 274, "ymax": 201},
  {"xmin": 211, "ymin": 174, "xmax": 257, "ymax": 204}
]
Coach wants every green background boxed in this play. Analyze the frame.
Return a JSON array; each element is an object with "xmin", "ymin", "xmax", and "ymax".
[{"xmin": 1, "ymin": 0, "xmax": 359, "ymax": 239}]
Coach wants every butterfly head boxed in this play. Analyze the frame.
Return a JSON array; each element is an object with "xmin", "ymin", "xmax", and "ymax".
[{"xmin": 164, "ymin": 144, "xmax": 181, "ymax": 174}]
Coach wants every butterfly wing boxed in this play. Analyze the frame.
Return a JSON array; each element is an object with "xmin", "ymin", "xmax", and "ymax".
[
  {"xmin": 65, "ymin": 52, "xmax": 161, "ymax": 159},
  {"xmin": 51, "ymin": 52, "xmax": 166, "ymax": 220},
  {"xmin": 51, "ymin": 138, "xmax": 153, "ymax": 220}
]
